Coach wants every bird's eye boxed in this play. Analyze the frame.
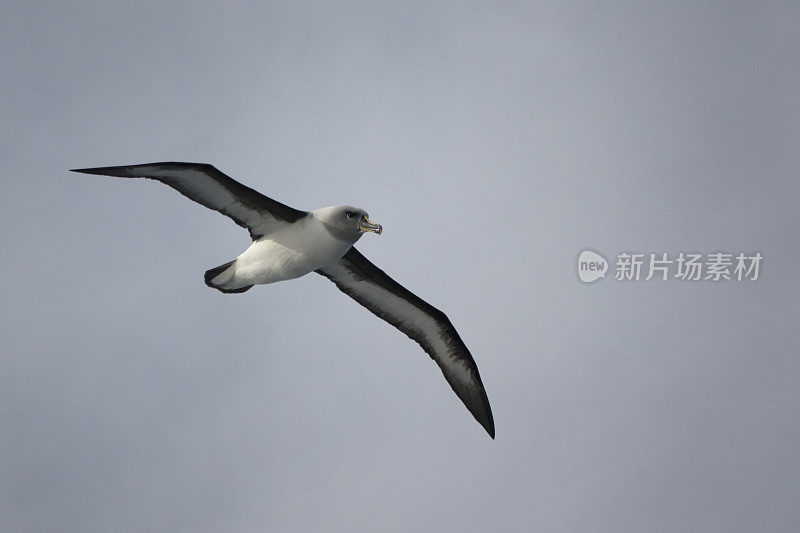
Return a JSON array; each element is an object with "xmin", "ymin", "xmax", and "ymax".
[{"xmin": 345, "ymin": 211, "xmax": 355, "ymax": 219}]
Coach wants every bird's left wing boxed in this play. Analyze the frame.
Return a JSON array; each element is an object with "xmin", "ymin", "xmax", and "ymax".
[
  {"xmin": 316, "ymin": 247, "xmax": 495, "ymax": 438},
  {"xmin": 71, "ymin": 162, "xmax": 307, "ymax": 240}
]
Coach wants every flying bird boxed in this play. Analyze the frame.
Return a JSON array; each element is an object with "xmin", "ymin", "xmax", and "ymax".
[{"xmin": 71, "ymin": 162, "xmax": 494, "ymax": 438}]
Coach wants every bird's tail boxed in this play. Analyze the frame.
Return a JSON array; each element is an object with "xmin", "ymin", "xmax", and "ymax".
[{"xmin": 204, "ymin": 260, "xmax": 253, "ymax": 294}]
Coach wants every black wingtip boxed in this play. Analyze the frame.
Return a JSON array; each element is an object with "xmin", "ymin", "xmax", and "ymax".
[
  {"xmin": 70, "ymin": 166, "xmax": 132, "ymax": 177},
  {"xmin": 70, "ymin": 162, "xmax": 217, "ymax": 178},
  {"xmin": 482, "ymin": 413, "xmax": 495, "ymax": 439},
  {"xmin": 464, "ymin": 391, "xmax": 495, "ymax": 439},
  {"xmin": 468, "ymin": 386, "xmax": 495, "ymax": 439}
]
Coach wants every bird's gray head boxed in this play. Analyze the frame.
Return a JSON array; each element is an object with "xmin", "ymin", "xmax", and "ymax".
[{"xmin": 312, "ymin": 205, "xmax": 382, "ymax": 243}]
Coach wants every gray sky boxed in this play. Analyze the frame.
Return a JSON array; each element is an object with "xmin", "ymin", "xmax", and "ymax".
[{"xmin": 2, "ymin": 2, "xmax": 799, "ymax": 531}]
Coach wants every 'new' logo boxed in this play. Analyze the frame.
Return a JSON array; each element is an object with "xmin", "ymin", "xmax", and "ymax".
[{"xmin": 578, "ymin": 250, "xmax": 607, "ymax": 283}]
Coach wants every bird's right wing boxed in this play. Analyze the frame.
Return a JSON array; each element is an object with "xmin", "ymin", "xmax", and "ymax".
[
  {"xmin": 71, "ymin": 162, "xmax": 307, "ymax": 240},
  {"xmin": 317, "ymin": 247, "xmax": 495, "ymax": 438}
]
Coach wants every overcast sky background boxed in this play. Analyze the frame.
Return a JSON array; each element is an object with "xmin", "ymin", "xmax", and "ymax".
[{"xmin": 2, "ymin": 2, "xmax": 799, "ymax": 532}]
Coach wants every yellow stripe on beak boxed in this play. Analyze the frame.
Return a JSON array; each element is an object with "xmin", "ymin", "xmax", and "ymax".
[{"xmin": 359, "ymin": 216, "xmax": 382, "ymax": 235}]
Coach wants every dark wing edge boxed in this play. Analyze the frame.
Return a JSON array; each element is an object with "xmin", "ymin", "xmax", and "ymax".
[
  {"xmin": 70, "ymin": 162, "xmax": 307, "ymax": 240},
  {"xmin": 317, "ymin": 247, "xmax": 495, "ymax": 438}
]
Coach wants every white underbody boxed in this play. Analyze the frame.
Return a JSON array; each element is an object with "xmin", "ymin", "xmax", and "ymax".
[{"xmin": 210, "ymin": 214, "xmax": 357, "ymax": 290}]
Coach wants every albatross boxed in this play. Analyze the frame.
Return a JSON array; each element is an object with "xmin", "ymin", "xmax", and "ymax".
[{"xmin": 71, "ymin": 162, "xmax": 495, "ymax": 438}]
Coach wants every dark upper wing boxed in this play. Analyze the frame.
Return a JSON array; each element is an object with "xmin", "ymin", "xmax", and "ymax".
[
  {"xmin": 71, "ymin": 162, "xmax": 307, "ymax": 240},
  {"xmin": 317, "ymin": 247, "xmax": 495, "ymax": 438}
]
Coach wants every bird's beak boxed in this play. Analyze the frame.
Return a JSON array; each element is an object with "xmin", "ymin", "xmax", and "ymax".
[{"xmin": 359, "ymin": 215, "xmax": 382, "ymax": 235}]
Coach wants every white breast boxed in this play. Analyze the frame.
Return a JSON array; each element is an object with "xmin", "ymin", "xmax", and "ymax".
[{"xmin": 230, "ymin": 216, "xmax": 355, "ymax": 286}]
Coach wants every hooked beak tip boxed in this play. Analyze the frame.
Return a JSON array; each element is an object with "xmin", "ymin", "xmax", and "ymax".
[{"xmin": 360, "ymin": 216, "xmax": 382, "ymax": 235}]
